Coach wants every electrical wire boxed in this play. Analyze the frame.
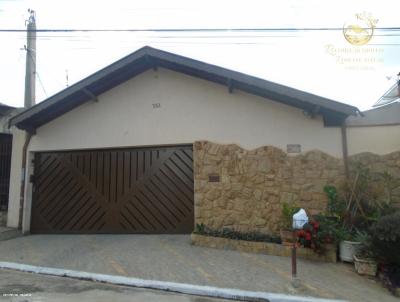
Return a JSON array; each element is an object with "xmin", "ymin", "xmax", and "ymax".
[
  {"xmin": 1, "ymin": 27, "xmax": 400, "ymax": 33},
  {"xmin": 35, "ymin": 71, "xmax": 48, "ymax": 97},
  {"xmin": 28, "ymin": 50, "xmax": 48, "ymax": 97}
]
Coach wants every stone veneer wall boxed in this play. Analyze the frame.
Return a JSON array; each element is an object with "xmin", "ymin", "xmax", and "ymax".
[
  {"xmin": 349, "ymin": 152, "xmax": 400, "ymax": 208},
  {"xmin": 193, "ymin": 141, "xmax": 400, "ymax": 235}
]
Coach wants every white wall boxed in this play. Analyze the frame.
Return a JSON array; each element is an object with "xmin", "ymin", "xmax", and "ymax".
[
  {"xmin": 7, "ymin": 127, "xmax": 26, "ymax": 228},
  {"xmin": 28, "ymin": 68, "xmax": 343, "ymax": 157},
  {"xmin": 347, "ymin": 125, "xmax": 400, "ymax": 155}
]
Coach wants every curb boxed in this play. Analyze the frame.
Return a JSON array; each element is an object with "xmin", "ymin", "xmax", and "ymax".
[{"xmin": 0, "ymin": 261, "xmax": 346, "ymax": 302}]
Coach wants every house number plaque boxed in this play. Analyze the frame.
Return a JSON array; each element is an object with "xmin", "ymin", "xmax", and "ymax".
[
  {"xmin": 208, "ymin": 174, "xmax": 220, "ymax": 183},
  {"xmin": 287, "ymin": 144, "xmax": 301, "ymax": 153}
]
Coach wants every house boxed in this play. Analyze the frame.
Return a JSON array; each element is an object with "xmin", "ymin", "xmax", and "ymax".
[
  {"xmin": 6, "ymin": 46, "xmax": 399, "ymax": 235},
  {"xmin": 0, "ymin": 103, "xmax": 15, "ymax": 212},
  {"xmin": 373, "ymin": 77, "xmax": 400, "ymax": 107},
  {"xmin": 346, "ymin": 101, "xmax": 400, "ymax": 155}
]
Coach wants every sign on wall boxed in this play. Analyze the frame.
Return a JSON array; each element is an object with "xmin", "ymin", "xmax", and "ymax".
[{"xmin": 287, "ymin": 144, "xmax": 301, "ymax": 153}]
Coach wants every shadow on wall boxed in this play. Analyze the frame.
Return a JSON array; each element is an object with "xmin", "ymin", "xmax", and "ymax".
[{"xmin": 0, "ymin": 211, "xmax": 7, "ymax": 227}]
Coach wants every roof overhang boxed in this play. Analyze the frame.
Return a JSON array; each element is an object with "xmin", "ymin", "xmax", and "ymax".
[
  {"xmin": 10, "ymin": 46, "xmax": 359, "ymax": 132},
  {"xmin": 0, "ymin": 103, "xmax": 16, "ymax": 116}
]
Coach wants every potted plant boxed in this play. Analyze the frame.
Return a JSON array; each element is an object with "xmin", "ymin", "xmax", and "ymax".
[
  {"xmin": 354, "ymin": 255, "xmax": 378, "ymax": 276},
  {"xmin": 353, "ymin": 231, "xmax": 377, "ymax": 276},
  {"xmin": 280, "ymin": 202, "xmax": 300, "ymax": 245},
  {"xmin": 335, "ymin": 227, "xmax": 361, "ymax": 262},
  {"xmin": 323, "ymin": 185, "xmax": 361, "ymax": 262}
]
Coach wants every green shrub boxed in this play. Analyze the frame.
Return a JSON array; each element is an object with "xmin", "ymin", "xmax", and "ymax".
[
  {"xmin": 193, "ymin": 224, "xmax": 282, "ymax": 244},
  {"xmin": 281, "ymin": 202, "xmax": 300, "ymax": 230},
  {"xmin": 370, "ymin": 212, "xmax": 400, "ymax": 265}
]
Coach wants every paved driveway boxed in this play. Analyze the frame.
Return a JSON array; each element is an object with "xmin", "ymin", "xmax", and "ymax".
[{"xmin": 0, "ymin": 235, "xmax": 396, "ymax": 302}]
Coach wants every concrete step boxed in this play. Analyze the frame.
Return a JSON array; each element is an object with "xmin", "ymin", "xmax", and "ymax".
[
  {"xmin": 0, "ymin": 227, "xmax": 22, "ymax": 242},
  {"xmin": 0, "ymin": 211, "xmax": 7, "ymax": 227}
]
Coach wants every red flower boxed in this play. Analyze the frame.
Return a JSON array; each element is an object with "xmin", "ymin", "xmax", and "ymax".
[
  {"xmin": 296, "ymin": 230, "xmax": 305, "ymax": 237},
  {"xmin": 310, "ymin": 220, "xmax": 319, "ymax": 230}
]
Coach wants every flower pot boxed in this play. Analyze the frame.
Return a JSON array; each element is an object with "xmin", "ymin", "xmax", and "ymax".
[
  {"xmin": 339, "ymin": 240, "xmax": 361, "ymax": 262},
  {"xmin": 280, "ymin": 229, "xmax": 295, "ymax": 246},
  {"xmin": 354, "ymin": 255, "xmax": 377, "ymax": 276}
]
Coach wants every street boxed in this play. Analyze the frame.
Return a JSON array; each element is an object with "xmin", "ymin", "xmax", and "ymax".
[{"xmin": 0, "ymin": 269, "xmax": 231, "ymax": 302}]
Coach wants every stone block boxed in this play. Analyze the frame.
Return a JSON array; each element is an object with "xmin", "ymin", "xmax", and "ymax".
[
  {"xmin": 205, "ymin": 189, "xmax": 222, "ymax": 200},
  {"xmin": 253, "ymin": 189, "xmax": 262, "ymax": 201},
  {"xmin": 257, "ymin": 158, "xmax": 271, "ymax": 173},
  {"xmin": 241, "ymin": 187, "xmax": 253, "ymax": 199},
  {"xmin": 208, "ymin": 144, "xmax": 220, "ymax": 155}
]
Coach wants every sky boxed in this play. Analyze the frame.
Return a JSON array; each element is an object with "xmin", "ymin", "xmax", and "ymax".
[{"xmin": 0, "ymin": 0, "xmax": 399, "ymax": 111}]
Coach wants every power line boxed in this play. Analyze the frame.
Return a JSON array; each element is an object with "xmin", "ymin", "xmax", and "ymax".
[
  {"xmin": 27, "ymin": 50, "xmax": 47, "ymax": 97},
  {"xmin": 35, "ymin": 71, "xmax": 48, "ymax": 97},
  {"xmin": 1, "ymin": 27, "xmax": 400, "ymax": 33}
]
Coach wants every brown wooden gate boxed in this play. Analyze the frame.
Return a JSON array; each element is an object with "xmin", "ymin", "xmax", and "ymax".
[
  {"xmin": 0, "ymin": 134, "xmax": 12, "ymax": 210},
  {"xmin": 31, "ymin": 145, "xmax": 194, "ymax": 234}
]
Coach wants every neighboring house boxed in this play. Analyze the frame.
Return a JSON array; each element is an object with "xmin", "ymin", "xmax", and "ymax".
[
  {"xmin": 373, "ymin": 79, "xmax": 400, "ymax": 107},
  {"xmin": 0, "ymin": 103, "xmax": 25, "ymax": 213},
  {"xmin": 0, "ymin": 103, "xmax": 17, "ymax": 133},
  {"xmin": 346, "ymin": 91, "xmax": 400, "ymax": 155},
  {"xmin": 0, "ymin": 103, "xmax": 15, "ymax": 212},
  {"xmin": 6, "ymin": 46, "xmax": 396, "ymax": 235}
]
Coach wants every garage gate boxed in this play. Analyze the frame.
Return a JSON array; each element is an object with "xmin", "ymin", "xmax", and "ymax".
[{"xmin": 31, "ymin": 145, "xmax": 194, "ymax": 234}]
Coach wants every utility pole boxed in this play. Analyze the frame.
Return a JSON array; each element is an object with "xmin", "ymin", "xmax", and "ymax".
[
  {"xmin": 18, "ymin": 9, "xmax": 36, "ymax": 230},
  {"xmin": 24, "ymin": 9, "xmax": 36, "ymax": 108}
]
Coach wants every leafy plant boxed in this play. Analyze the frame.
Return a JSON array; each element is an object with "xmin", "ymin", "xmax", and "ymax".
[
  {"xmin": 281, "ymin": 202, "xmax": 300, "ymax": 230},
  {"xmin": 342, "ymin": 163, "xmax": 397, "ymax": 230},
  {"xmin": 380, "ymin": 265, "xmax": 400, "ymax": 295},
  {"xmin": 194, "ymin": 223, "xmax": 206, "ymax": 234},
  {"xmin": 322, "ymin": 164, "xmax": 398, "ymax": 243},
  {"xmin": 354, "ymin": 230, "xmax": 376, "ymax": 258},
  {"xmin": 370, "ymin": 212, "xmax": 400, "ymax": 266},
  {"xmin": 313, "ymin": 214, "xmax": 342, "ymax": 244},
  {"xmin": 324, "ymin": 185, "xmax": 346, "ymax": 219},
  {"xmin": 193, "ymin": 224, "xmax": 282, "ymax": 244}
]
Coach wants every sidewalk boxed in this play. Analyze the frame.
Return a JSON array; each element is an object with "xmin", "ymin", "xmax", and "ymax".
[{"xmin": 0, "ymin": 234, "xmax": 396, "ymax": 302}]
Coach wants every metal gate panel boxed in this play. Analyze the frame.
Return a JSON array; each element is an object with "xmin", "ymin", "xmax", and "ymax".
[{"xmin": 31, "ymin": 145, "xmax": 194, "ymax": 234}]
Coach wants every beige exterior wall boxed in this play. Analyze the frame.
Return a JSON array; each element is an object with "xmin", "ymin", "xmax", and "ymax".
[
  {"xmin": 28, "ymin": 68, "xmax": 343, "ymax": 157},
  {"xmin": 347, "ymin": 125, "xmax": 400, "ymax": 155},
  {"xmin": 18, "ymin": 68, "xmax": 346, "ymax": 233},
  {"xmin": 7, "ymin": 127, "xmax": 26, "ymax": 228}
]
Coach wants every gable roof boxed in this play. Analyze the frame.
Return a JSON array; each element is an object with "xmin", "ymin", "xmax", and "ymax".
[
  {"xmin": 10, "ymin": 46, "xmax": 359, "ymax": 131},
  {"xmin": 0, "ymin": 102, "xmax": 15, "ymax": 114},
  {"xmin": 373, "ymin": 81, "xmax": 400, "ymax": 107}
]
